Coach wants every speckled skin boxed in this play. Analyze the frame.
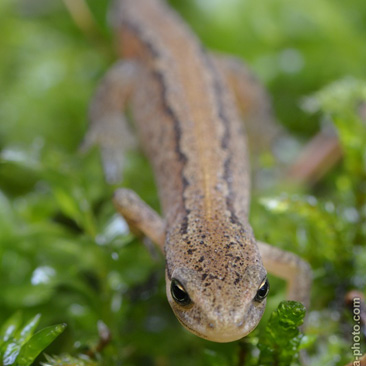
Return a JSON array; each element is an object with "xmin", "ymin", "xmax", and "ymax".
[{"xmin": 86, "ymin": 0, "xmax": 311, "ymax": 343}]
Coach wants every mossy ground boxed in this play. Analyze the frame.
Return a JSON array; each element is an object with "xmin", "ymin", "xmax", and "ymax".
[{"xmin": 0, "ymin": 0, "xmax": 365, "ymax": 365}]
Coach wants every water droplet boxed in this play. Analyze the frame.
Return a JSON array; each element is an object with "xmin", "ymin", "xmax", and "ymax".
[
  {"xmin": 31, "ymin": 266, "xmax": 55, "ymax": 285},
  {"xmin": 278, "ymin": 48, "xmax": 304, "ymax": 74}
]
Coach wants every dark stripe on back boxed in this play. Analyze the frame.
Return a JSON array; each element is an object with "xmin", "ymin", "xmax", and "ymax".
[{"xmin": 123, "ymin": 20, "xmax": 191, "ymax": 235}]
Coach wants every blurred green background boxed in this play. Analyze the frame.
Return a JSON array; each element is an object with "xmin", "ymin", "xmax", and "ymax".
[{"xmin": 0, "ymin": 0, "xmax": 365, "ymax": 365}]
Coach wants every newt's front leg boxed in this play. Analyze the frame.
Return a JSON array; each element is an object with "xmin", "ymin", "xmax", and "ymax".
[
  {"xmin": 257, "ymin": 241, "xmax": 312, "ymax": 308},
  {"xmin": 113, "ymin": 188, "xmax": 165, "ymax": 253}
]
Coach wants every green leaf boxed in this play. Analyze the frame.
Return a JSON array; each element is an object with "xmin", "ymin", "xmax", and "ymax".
[
  {"xmin": 257, "ymin": 301, "xmax": 307, "ymax": 366},
  {"xmin": 276, "ymin": 301, "xmax": 306, "ymax": 328},
  {"xmin": 3, "ymin": 342, "xmax": 22, "ymax": 366},
  {"xmin": 16, "ymin": 314, "xmax": 41, "ymax": 345},
  {"xmin": 2, "ymin": 314, "xmax": 41, "ymax": 366},
  {"xmin": 0, "ymin": 312, "xmax": 22, "ymax": 343},
  {"xmin": 0, "ymin": 312, "xmax": 22, "ymax": 364},
  {"xmin": 15, "ymin": 323, "xmax": 67, "ymax": 366}
]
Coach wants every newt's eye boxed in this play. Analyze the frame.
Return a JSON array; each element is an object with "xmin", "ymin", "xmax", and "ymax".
[
  {"xmin": 254, "ymin": 278, "xmax": 269, "ymax": 302},
  {"xmin": 171, "ymin": 279, "xmax": 191, "ymax": 306}
]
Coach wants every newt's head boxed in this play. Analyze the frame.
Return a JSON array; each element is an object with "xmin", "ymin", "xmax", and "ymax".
[{"xmin": 165, "ymin": 221, "xmax": 268, "ymax": 343}]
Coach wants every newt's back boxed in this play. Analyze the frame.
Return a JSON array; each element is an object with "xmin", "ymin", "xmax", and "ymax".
[{"xmin": 115, "ymin": 0, "xmax": 251, "ymax": 228}]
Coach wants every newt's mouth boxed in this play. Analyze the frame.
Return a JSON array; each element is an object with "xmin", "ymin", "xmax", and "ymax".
[
  {"xmin": 181, "ymin": 319, "xmax": 259, "ymax": 343},
  {"xmin": 172, "ymin": 300, "xmax": 266, "ymax": 343}
]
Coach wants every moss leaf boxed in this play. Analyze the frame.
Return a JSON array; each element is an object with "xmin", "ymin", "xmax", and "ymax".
[
  {"xmin": 257, "ymin": 301, "xmax": 306, "ymax": 366},
  {"xmin": 15, "ymin": 323, "xmax": 67, "ymax": 366}
]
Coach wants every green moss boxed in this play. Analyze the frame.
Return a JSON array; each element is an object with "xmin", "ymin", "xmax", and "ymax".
[{"xmin": 0, "ymin": 0, "xmax": 365, "ymax": 364}]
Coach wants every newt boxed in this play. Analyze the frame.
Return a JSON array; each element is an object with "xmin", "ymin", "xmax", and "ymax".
[{"xmin": 83, "ymin": 0, "xmax": 312, "ymax": 342}]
